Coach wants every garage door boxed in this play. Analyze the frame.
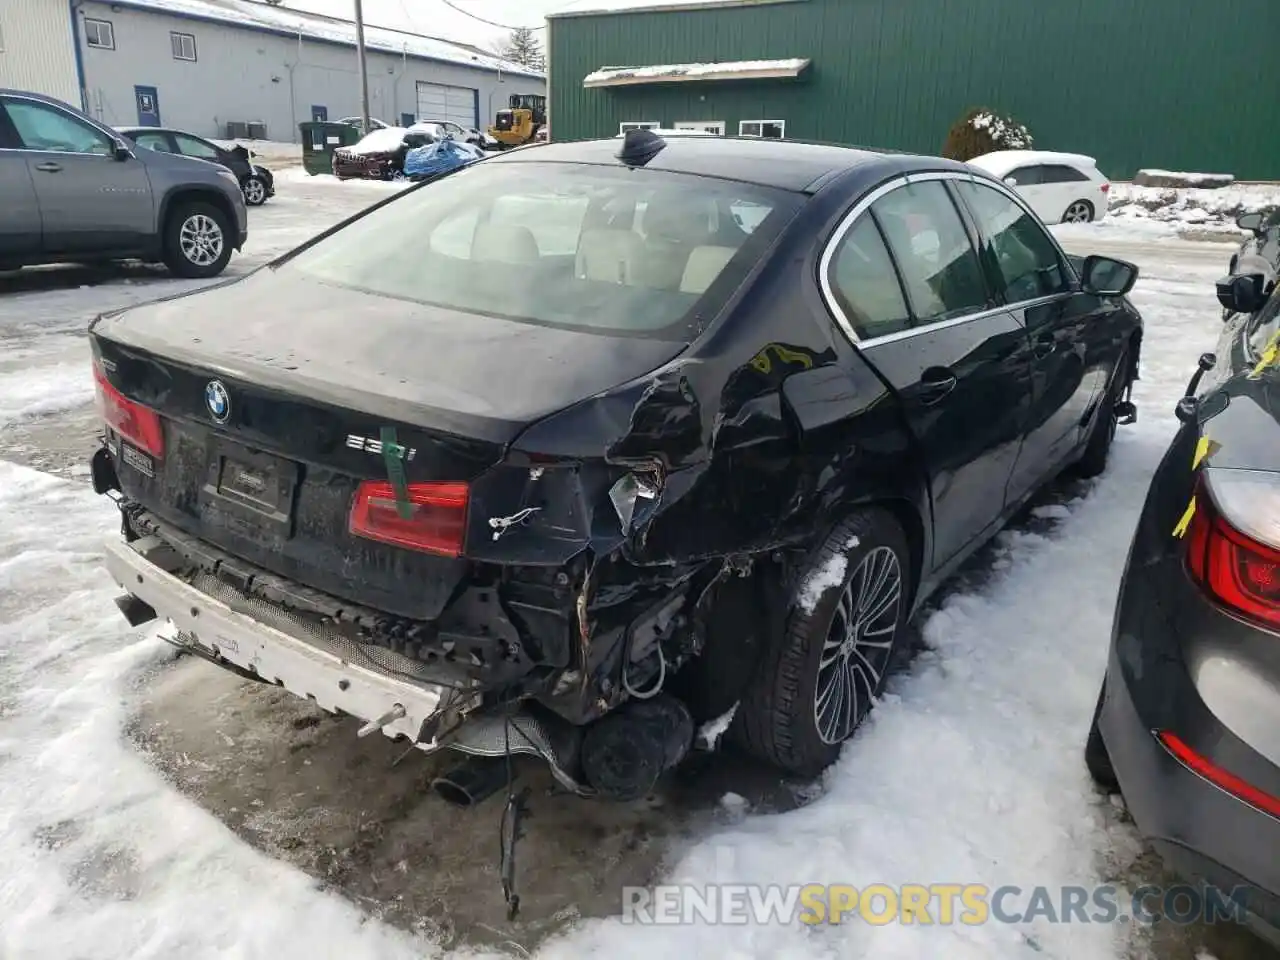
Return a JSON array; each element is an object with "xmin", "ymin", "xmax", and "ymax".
[{"xmin": 415, "ymin": 82, "xmax": 477, "ymax": 128}]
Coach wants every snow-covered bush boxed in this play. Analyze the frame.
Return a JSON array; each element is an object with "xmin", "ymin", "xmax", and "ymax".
[{"xmin": 942, "ymin": 107, "xmax": 1034, "ymax": 162}]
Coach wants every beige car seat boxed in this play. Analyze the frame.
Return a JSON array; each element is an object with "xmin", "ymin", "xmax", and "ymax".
[
  {"xmin": 576, "ymin": 228, "xmax": 647, "ymax": 286},
  {"xmin": 680, "ymin": 246, "xmax": 736, "ymax": 295},
  {"xmin": 471, "ymin": 222, "xmax": 540, "ymax": 265}
]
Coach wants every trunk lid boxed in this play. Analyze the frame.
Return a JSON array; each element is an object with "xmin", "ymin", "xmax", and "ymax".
[{"xmin": 91, "ymin": 272, "xmax": 684, "ymax": 619}]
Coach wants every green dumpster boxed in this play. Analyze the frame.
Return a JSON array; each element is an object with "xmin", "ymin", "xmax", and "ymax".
[{"xmin": 299, "ymin": 121, "xmax": 360, "ymax": 176}]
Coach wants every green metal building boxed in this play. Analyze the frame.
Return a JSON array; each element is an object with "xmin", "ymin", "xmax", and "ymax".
[{"xmin": 547, "ymin": 0, "xmax": 1278, "ymax": 179}]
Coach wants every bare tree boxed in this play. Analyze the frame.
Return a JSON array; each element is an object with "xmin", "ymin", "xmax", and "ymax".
[{"xmin": 496, "ymin": 26, "xmax": 545, "ymax": 71}]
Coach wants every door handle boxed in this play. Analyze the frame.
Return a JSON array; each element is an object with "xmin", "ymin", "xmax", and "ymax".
[
  {"xmin": 34, "ymin": 161, "xmax": 63, "ymax": 173},
  {"xmin": 918, "ymin": 366, "xmax": 958, "ymax": 405},
  {"xmin": 1033, "ymin": 333, "xmax": 1055, "ymax": 359}
]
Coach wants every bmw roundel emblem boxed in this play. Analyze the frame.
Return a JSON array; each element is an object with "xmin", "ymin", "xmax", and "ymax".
[{"xmin": 205, "ymin": 379, "xmax": 231, "ymax": 424}]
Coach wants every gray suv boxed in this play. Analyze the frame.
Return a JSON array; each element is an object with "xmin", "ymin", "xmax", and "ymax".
[{"xmin": 0, "ymin": 90, "xmax": 248, "ymax": 279}]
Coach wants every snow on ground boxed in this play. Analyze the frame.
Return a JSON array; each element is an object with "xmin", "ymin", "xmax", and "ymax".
[
  {"xmin": 0, "ymin": 465, "xmax": 429, "ymax": 960},
  {"xmin": 0, "ymin": 175, "xmax": 1257, "ymax": 959},
  {"xmin": 1104, "ymin": 181, "xmax": 1280, "ymax": 235}
]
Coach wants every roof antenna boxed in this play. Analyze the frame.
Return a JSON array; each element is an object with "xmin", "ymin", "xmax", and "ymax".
[{"xmin": 617, "ymin": 128, "xmax": 667, "ymax": 167}]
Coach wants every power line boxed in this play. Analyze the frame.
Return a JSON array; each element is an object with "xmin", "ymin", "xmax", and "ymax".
[{"xmin": 436, "ymin": 0, "xmax": 546, "ymax": 31}]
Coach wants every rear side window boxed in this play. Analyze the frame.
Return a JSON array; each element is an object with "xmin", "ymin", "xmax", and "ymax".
[
  {"xmin": 871, "ymin": 181, "xmax": 990, "ymax": 324},
  {"xmin": 827, "ymin": 216, "xmax": 911, "ymax": 340},
  {"xmin": 955, "ymin": 180, "xmax": 1071, "ymax": 302},
  {"xmin": 132, "ymin": 131, "xmax": 174, "ymax": 153},
  {"xmin": 173, "ymin": 132, "xmax": 220, "ymax": 160},
  {"xmin": 284, "ymin": 162, "xmax": 800, "ymax": 340},
  {"xmin": 1039, "ymin": 164, "xmax": 1090, "ymax": 183},
  {"xmin": 1005, "ymin": 166, "xmax": 1043, "ymax": 186}
]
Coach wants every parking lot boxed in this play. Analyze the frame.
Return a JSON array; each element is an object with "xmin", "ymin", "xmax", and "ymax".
[{"xmin": 0, "ymin": 169, "xmax": 1276, "ymax": 960}]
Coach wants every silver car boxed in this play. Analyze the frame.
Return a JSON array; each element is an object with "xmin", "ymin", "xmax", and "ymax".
[{"xmin": 0, "ymin": 90, "xmax": 248, "ymax": 279}]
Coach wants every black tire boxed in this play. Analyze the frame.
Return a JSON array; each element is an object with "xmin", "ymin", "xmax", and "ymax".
[
  {"xmin": 162, "ymin": 201, "xmax": 233, "ymax": 279},
  {"xmin": 1075, "ymin": 349, "xmax": 1129, "ymax": 479},
  {"xmin": 242, "ymin": 175, "xmax": 269, "ymax": 206},
  {"xmin": 1062, "ymin": 200, "xmax": 1095, "ymax": 224},
  {"xmin": 733, "ymin": 509, "xmax": 912, "ymax": 777},
  {"xmin": 1085, "ymin": 681, "xmax": 1119, "ymax": 791}
]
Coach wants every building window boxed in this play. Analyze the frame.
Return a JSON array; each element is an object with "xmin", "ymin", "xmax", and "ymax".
[
  {"xmin": 676, "ymin": 121, "xmax": 725, "ymax": 135},
  {"xmin": 171, "ymin": 32, "xmax": 197, "ymax": 61},
  {"xmin": 84, "ymin": 18, "xmax": 115, "ymax": 50},
  {"xmin": 740, "ymin": 120, "xmax": 785, "ymax": 139},
  {"xmin": 619, "ymin": 122, "xmax": 659, "ymax": 133}
]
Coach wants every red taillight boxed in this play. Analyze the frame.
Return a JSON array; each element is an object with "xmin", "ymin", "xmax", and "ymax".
[
  {"xmin": 93, "ymin": 359, "xmax": 164, "ymax": 457},
  {"xmin": 1101, "ymin": 182, "xmax": 1110, "ymax": 193},
  {"xmin": 1185, "ymin": 482, "xmax": 1280, "ymax": 630},
  {"xmin": 1158, "ymin": 730, "xmax": 1280, "ymax": 819},
  {"xmin": 349, "ymin": 480, "xmax": 468, "ymax": 556}
]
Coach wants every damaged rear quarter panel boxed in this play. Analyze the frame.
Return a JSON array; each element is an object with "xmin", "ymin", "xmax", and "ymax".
[{"xmin": 503, "ymin": 171, "xmax": 934, "ymax": 573}]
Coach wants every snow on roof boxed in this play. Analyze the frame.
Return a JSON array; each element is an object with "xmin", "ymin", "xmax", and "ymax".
[
  {"xmin": 584, "ymin": 58, "xmax": 810, "ymax": 88},
  {"xmin": 104, "ymin": 0, "xmax": 544, "ymax": 78},
  {"xmin": 967, "ymin": 150, "xmax": 1099, "ymax": 175},
  {"xmin": 551, "ymin": 0, "xmax": 789, "ymax": 17},
  {"xmin": 345, "ymin": 126, "xmax": 409, "ymax": 154}
]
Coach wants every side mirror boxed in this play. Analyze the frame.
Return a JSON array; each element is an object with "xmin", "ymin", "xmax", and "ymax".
[
  {"xmin": 112, "ymin": 140, "xmax": 132, "ymax": 161},
  {"xmin": 1082, "ymin": 254, "xmax": 1139, "ymax": 297},
  {"xmin": 1215, "ymin": 272, "xmax": 1269, "ymax": 314},
  {"xmin": 1004, "ymin": 176, "xmax": 1018, "ymax": 187},
  {"xmin": 1237, "ymin": 212, "xmax": 1264, "ymax": 234}
]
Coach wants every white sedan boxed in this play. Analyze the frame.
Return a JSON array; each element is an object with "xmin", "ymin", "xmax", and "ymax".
[{"xmin": 967, "ymin": 150, "xmax": 1110, "ymax": 224}]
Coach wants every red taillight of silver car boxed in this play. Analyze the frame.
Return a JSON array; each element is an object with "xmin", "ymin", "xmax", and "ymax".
[{"xmin": 1185, "ymin": 470, "xmax": 1280, "ymax": 630}]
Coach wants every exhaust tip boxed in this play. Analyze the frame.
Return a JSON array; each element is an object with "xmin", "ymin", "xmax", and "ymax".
[{"xmin": 432, "ymin": 756, "xmax": 510, "ymax": 808}]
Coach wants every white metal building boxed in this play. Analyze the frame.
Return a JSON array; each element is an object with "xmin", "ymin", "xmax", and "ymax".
[
  {"xmin": 0, "ymin": 0, "xmax": 83, "ymax": 106},
  {"xmin": 64, "ymin": 0, "xmax": 544, "ymax": 140}
]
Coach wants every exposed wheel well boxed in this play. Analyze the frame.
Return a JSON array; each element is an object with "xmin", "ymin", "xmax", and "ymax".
[
  {"xmin": 160, "ymin": 189, "xmax": 236, "ymax": 239},
  {"xmin": 1127, "ymin": 329, "xmax": 1143, "ymax": 383}
]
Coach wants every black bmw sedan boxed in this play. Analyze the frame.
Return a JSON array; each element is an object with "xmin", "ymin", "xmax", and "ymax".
[
  {"xmin": 90, "ymin": 131, "xmax": 1143, "ymax": 804},
  {"xmin": 117, "ymin": 125, "xmax": 275, "ymax": 206},
  {"xmin": 1087, "ymin": 285, "xmax": 1280, "ymax": 944}
]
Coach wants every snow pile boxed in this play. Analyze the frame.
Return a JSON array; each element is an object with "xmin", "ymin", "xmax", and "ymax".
[
  {"xmin": 970, "ymin": 112, "xmax": 1033, "ymax": 149},
  {"xmin": 1105, "ymin": 181, "xmax": 1280, "ymax": 233},
  {"xmin": 1132, "ymin": 170, "xmax": 1235, "ymax": 189},
  {"xmin": 584, "ymin": 59, "xmax": 809, "ymax": 86},
  {"xmin": 0, "ymin": 363, "xmax": 95, "ymax": 426}
]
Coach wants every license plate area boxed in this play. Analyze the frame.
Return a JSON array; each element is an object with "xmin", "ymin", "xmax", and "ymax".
[{"xmin": 199, "ymin": 440, "xmax": 299, "ymax": 538}]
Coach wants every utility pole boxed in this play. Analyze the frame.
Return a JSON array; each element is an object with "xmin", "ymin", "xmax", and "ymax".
[{"xmin": 353, "ymin": 0, "xmax": 372, "ymax": 134}]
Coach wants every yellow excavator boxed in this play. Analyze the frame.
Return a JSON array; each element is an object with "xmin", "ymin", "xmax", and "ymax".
[{"xmin": 488, "ymin": 94, "xmax": 547, "ymax": 149}]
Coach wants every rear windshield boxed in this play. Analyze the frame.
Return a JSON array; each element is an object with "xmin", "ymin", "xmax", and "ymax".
[{"xmin": 281, "ymin": 160, "xmax": 800, "ymax": 339}]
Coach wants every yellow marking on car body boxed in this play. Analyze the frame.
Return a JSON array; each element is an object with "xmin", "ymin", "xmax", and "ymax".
[{"xmin": 1173, "ymin": 496, "xmax": 1197, "ymax": 538}]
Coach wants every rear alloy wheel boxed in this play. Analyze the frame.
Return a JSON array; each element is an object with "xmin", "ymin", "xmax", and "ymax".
[
  {"xmin": 242, "ymin": 175, "xmax": 268, "ymax": 206},
  {"xmin": 734, "ymin": 510, "xmax": 911, "ymax": 777},
  {"xmin": 1063, "ymin": 200, "xmax": 1095, "ymax": 224},
  {"xmin": 162, "ymin": 201, "xmax": 233, "ymax": 279}
]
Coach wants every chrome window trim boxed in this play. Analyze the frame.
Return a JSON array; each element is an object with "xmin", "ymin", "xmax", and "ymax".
[{"xmin": 817, "ymin": 168, "xmax": 1079, "ymax": 350}]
